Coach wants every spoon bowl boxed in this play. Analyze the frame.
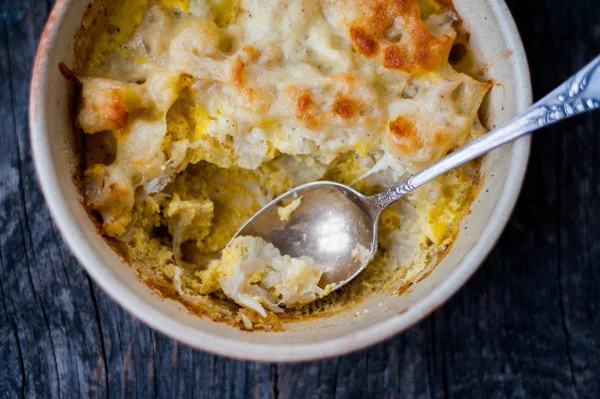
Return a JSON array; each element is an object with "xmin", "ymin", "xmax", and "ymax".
[{"xmin": 236, "ymin": 182, "xmax": 379, "ymax": 287}]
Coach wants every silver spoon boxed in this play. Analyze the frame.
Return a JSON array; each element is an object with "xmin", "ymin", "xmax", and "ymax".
[{"xmin": 233, "ymin": 54, "xmax": 600, "ymax": 290}]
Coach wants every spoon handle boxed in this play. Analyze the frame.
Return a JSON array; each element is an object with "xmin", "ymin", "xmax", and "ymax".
[{"xmin": 373, "ymin": 54, "xmax": 600, "ymax": 211}]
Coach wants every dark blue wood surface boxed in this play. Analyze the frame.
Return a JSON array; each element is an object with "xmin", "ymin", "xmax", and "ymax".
[{"xmin": 1, "ymin": 0, "xmax": 600, "ymax": 397}]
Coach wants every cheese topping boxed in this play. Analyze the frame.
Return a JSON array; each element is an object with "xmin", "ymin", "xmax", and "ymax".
[{"xmin": 277, "ymin": 197, "xmax": 302, "ymax": 222}]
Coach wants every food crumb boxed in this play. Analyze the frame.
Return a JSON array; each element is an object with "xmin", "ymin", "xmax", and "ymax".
[
  {"xmin": 173, "ymin": 266, "xmax": 184, "ymax": 296},
  {"xmin": 278, "ymin": 197, "xmax": 302, "ymax": 221},
  {"xmin": 239, "ymin": 312, "xmax": 254, "ymax": 330},
  {"xmin": 351, "ymin": 244, "xmax": 373, "ymax": 264}
]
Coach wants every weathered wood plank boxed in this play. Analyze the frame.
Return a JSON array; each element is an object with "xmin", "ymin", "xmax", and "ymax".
[
  {"xmin": 93, "ymin": 282, "xmax": 278, "ymax": 398},
  {"xmin": 277, "ymin": 322, "xmax": 440, "ymax": 399},
  {"xmin": 149, "ymin": 330, "xmax": 277, "ymax": 398},
  {"xmin": 0, "ymin": 10, "xmax": 60, "ymax": 398},
  {"xmin": 555, "ymin": 0, "xmax": 600, "ymax": 397},
  {"xmin": 0, "ymin": 20, "xmax": 26, "ymax": 399},
  {"xmin": 0, "ymin": 1, "xmax": 108, "ymax": 397},
  {"xmin": 92, "ymin": 286, "xmax": 154, "ymax": 398},
  {"xmin": 421, "ymin": 0, "xmax": 584, "ymax": 397},
  {"xmin": 0, "ymin": 291, "xmax": 22, "ymax": 399}
]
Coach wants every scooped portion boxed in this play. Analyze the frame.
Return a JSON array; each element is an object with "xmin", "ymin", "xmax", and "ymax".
[
  {"xmin": 201, "ymin": 236, "xmax": 334, "ymax": 318},
  {"xmin": 73, "ymin": 0, "xmax": 489, "ymax": 329}
]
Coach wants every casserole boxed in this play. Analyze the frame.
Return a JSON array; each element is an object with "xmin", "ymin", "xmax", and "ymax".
[{"xmin": 30, "ymin": 0, "xmax": 531, "ymax": 361}]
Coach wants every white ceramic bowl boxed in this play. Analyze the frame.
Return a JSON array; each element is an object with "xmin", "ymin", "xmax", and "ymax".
[{"xmin": 30, "ymin": 0, "xmax": 531, "ymax": 362}]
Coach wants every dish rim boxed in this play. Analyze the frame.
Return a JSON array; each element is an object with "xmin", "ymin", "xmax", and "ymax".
[{"xmin": 29, "ymin": 0, "xmax": 532, "ymax": 362}]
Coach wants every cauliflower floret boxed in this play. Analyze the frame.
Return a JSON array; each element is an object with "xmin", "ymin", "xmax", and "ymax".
[
  {"xmin": 387, "ymin": 77, "xmax": 491, "ymax": 167},
  {"xmin": 203, "ymin": 236, "xmax": 332, "ymax": 317},
  {"xmin": 139, "ymin": 5, "xmax": 175, "ymax": 57},
  {"xmin": 77, "ymin": 78, "xmax": 143, "ymax": 134},
  {"xmin": 169, "ymin": 18, "xmax": 220, "ymax": 62},
  {"xmin": 84, "ymin": 163, "xmax": 135, "ymax": 237}
]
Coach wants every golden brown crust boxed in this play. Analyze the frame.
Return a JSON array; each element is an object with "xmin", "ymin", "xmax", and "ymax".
[
  {"xmin": 382, "ymin": 45, "xmax": 409, "ymax": 70},
  {"xmin": 332, "ymin": 94, "xmax": 356, "ymax": 119},
  {"xmin": 231, "ymin": 59, "xmax": 246, "ymax": 88},
  {"xmin": 79, "ymin": 87, "xmax": 129, "ymax": 133},
  {"xmin": 346, "ymin": 0, "xmax": 453, "ymax": 73},
  {"xmin": 231, "ymin": 46, "xmax": 260, "ymax": 88},
  {"xmin": 238, "ymin": 88, "xmax": 270, "ymax": 112},
  {"xmin": 241, "ymin": 45, "xmax": 259, "ymax": 60},
  {"xmin": 388, "ymin": 115, "xmax": 418, "ymax": 152},
  {"xmin": 295, "ymin": 91, "xmax": 320, "ymax": 128},
  {"xmin": 106, "ymin": 89, "xmax": 129, "ymax": 129},
  {"xmin": 107, "ymin": 182, "xmax": 130, "ymax": 202},
  {"xmin": 349, "ymin": 26, "xmax": 379, "ymax": 57}
]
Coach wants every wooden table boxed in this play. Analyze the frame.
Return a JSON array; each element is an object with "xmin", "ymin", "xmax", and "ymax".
[{"xmin": 1, "ymin": 0, "xmax": 599, "ymax": 397}]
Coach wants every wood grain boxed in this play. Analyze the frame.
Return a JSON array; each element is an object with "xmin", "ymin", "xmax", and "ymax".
[{"xmin": 1, "ymin": 0, "xmax": 599, "ymax": 397}]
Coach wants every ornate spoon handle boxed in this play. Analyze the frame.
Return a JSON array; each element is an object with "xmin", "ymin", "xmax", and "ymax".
[{"xmin": 373, "ymin": 54, "xmax": 600, "ymax": 210}]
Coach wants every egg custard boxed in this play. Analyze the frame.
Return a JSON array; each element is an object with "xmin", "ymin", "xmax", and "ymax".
[{"xmin": 71, "ymin": 0, "xmax": 490, "ymax": 330}]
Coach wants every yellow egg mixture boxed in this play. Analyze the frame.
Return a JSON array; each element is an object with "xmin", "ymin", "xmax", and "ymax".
[{"xmin": 72, "ymin": 0, "xmax": 489, "ymax": 330}]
